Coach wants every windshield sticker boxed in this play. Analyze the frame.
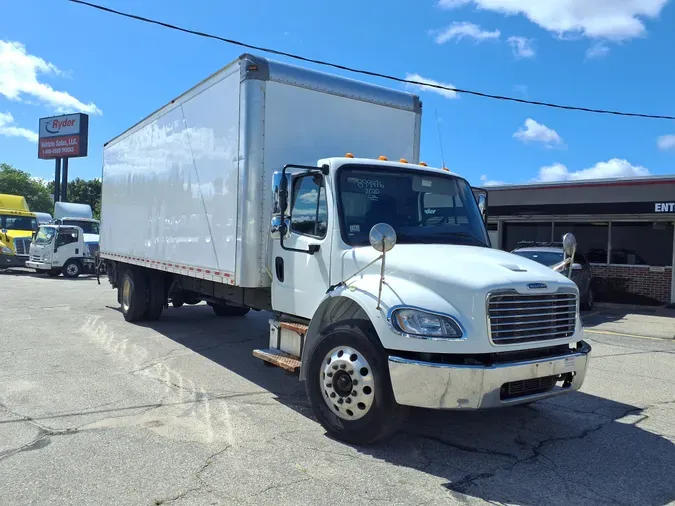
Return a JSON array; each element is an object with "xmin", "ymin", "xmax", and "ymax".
[
  {"xmin": 350, "ymin": 224, "xmax": 360, "ymax": 233},
  {"xmin": 422, "ymin": 180, "xmax": 432, "ymax": 188}
]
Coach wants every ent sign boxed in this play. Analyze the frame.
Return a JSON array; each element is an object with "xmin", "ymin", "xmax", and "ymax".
[{"xmin": 38, "ymin": 113, "xmax": 89, "ymax": 159}]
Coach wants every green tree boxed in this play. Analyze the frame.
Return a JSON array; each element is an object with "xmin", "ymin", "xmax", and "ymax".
[{"xmin": 0, "ymin": 163, "xmax": 53, "ymax": 212}]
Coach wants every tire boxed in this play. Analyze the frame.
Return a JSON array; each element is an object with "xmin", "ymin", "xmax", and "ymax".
[
  {"xmin": 210, "ymin": 303, "xmax": 250, "ymax": 317},
  {"xmin": 47, "ymin": 269, "xmax": 60, "ymax": 277},
  {"xmin": 581, "ymin": 287, "xmax": 594, "ymax": 311},
  {"xmin": 144, "ymin": 272, "xmax": 165, "ymax": 321},
  {"xmin": 305, "ymin": 320, "xmax": 406, "ymax": 445},
  {"xmin": 119, "ymin": 268, "xmax": 147, "ymax": 322},
  {"xmin": 62, "ymin": 259, "xmax": 81, "ymax": 278}
]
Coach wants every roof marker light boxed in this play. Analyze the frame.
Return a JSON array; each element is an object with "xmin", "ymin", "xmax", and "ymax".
[
  {"xmin": 419, "ymin": 162, "xmax": 428, "ymax": 166},
  {"xmin": 400, "ymin": 159, "xmax": 408, "ymax": 163},
  {"xmin": 345, "ymin": 152, "xmax": 355, "ymax": 158},
  {"xmin": 378, "ymin": 156, "xmax": 388, "ymax": 161}
]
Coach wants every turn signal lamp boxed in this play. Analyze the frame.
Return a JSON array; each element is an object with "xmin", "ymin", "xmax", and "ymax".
[
  {"xmin": 345, "ymin": 153, "xmax": 355, "ymax": 158},
  {"xmin": 378, "ymin": 155, "xmax": 388, "ymax": 161}
]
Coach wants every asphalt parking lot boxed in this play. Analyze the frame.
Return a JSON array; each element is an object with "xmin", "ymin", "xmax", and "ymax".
[{"xmin": 1, "ymin": 269, "xmax": 674, "ymax": 506}]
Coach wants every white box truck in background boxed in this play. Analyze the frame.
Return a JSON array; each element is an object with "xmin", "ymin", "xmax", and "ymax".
[
  {"xmin": 100, "ymin": 54, "xmax": 590, "ymax": 444},
  {"xmin": 54, "ymin": 202, "xmax": 100, "ymax": 257}
]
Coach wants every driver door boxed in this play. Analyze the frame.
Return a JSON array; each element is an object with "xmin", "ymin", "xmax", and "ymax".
[
  {"xmin": 53, "ymin": 227, "xmax": 80, "ymax": 267},
  {"xmin": 271, "ymin": 173, "xmax": 333, "ymax": 319}
]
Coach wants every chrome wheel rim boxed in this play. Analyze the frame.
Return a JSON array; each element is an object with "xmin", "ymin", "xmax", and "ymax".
[
  {"xmin": 66, "ymin": 263, "xmax": 79, "ymax": 276},
  {"xmin": 122, "ymin": 277, "xmax": 132, "ymax": 313},
  {"xmin": 321, "ymin": 346, "xmax": 375, "ymax": 421}
]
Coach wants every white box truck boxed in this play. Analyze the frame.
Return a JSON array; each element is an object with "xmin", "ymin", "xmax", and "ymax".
[{"xmin": 100, "ymin": 54, "xmax": 590, "ymax": 444}]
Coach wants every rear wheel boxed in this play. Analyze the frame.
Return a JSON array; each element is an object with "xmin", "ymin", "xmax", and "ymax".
[
  {"xmin": 209, "ymin": 303, "xmax": 250, "ymax": 317},
  {"xmin": 581, "ymin": 287, "xmax": 594, "ymax": 311},
  {"xmin": 62, "ymin": 259, "xmax": 81, "ymax": 278},
  {"xmin": 306, "ymin": 320, "xmax": 406, "ymax": 445},
  {"xmin": 119, "ymin": 268, "xmax": 147, "ymax": 322},
  {"xmin": 144, "ymin": 272, "xmax": 165, "ymax": 321}
]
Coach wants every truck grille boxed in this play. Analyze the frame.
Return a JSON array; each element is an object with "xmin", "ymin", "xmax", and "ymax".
[
  {"xmin": 487, "ymin": 291, "xmax": 577, "ymax": 345},
  {"xmin": 501, "ymin": 375, "xmax": 559, "ymax": 400},
  {"xmin": 13, "ymin": 238, "xmax": 31, "ymax": 257}
]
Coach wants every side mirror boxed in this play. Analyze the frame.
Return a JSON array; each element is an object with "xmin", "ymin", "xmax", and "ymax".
[
  {"xmin": 478, "ymin": 194, "xmax": 487, "ymax": 223},
  {"xmin": 572, "ymin": 263, "xmax": 583, "ymax": 271},
  {"xmin": 272, "ymin": 171, "xmax": 290, "ymax": 216},
  {"xmin": 562, "ymin": 233, "xmax": 577, "ymax": 257},
  {"xmin": 369, "ymin": 223, "xmax": 397, "ymax": 252}
]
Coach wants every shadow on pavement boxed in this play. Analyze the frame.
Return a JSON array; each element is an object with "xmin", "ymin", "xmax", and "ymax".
[
  {"xmin": 131, "ymin": 304, "xmax": 675, "ymax": 506},
  {"xmin": 0, "ymin": 268, "xmax": 97, "ymax": 281}
]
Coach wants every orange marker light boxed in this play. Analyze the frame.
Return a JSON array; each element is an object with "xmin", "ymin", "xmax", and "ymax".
[
  {"xmin": 442, "ymin": 167, "xmax": 450, "ymax": 172},
  {"xmin": 400, "ymin": 158, "xmax": 408, "ymax": 163},
  {"xmin": 345, "ymin": 152, "xmax": 355, "ymax": 158},
  {"xmin": 419, "ymin": 162, "xmax": 428, "ymax": 166},
  {"xmin": 378, "ymin": 156, "xmax": 388, "ymax": 161}
]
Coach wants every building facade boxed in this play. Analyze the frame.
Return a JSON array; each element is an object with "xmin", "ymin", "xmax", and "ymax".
[{"xmin": 486, "ymin": 176, "xmax": 675, "ymax": 305}]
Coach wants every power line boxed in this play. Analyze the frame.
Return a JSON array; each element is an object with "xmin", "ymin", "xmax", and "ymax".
[{"xmin": 69, "ymin": 0, "xmax": 675, "ymax": 121}]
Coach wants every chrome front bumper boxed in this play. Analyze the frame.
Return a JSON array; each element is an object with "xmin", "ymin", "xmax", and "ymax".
[{"xmin": 388, "ymin": 341, "xmax": 591, "ymax": 409}]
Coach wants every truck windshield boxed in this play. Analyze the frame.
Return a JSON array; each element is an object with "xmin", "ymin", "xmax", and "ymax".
[
  {"xmin": 35, "ymin": 227, "xmax": 56, "ymax": 244},
  {"xmin": 0, "ymin": 214, "xmax": 38, "ymax": 231},
  {"xmin": 62, "ymin": 220, "xmax": 99, "ymax": 234},
  {"xmin": 337, "ymin": 167, "xmax": 489, "ymax": 247}
]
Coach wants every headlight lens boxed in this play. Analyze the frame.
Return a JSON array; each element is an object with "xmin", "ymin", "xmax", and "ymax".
[
  {"xmin": 391, "ymin": 308, "xmax": 463, "ymax": 338},
  {"xmin": 1, "ymin": 246, "xmax": 13, "ymax": 255}
]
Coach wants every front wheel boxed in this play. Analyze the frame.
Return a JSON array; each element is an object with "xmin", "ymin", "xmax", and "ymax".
[
  {"xmin": 306, "ymin": 321, "xmax": 406, "ymax": 445},
  {"xmin": 62, "ymin": 259, "xmax": 81, "ymax": 278}
]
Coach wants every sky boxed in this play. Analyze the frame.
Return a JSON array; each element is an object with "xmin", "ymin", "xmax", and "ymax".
[{"xmin": 1, "ymin": 0, "xmax": 674, "ymax": 187}]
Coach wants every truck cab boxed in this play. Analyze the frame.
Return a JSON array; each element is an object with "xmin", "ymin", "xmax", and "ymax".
[
  {"xmin": 262, "ymin": 156, "xmax": 590, "ymax": 443},
  {"xmin": 0, "ymin": 194, "xmax": 39, "ymax": 270},
  {"xmin": 26, "ymin": 224, "xmax": 98, "ymax": 277},
  {"xmin": 53, "ymin": 202, "xmax": 100, "ymax": 259}
]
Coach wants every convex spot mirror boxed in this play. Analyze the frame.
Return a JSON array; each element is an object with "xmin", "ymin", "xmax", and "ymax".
[
  {"xmin": 369, "ymin": 223, "xmax": 397, "ymax": 253},
  {"xmin": 562, "ymin": 233, "xmax": 577, "ymax": 257}
]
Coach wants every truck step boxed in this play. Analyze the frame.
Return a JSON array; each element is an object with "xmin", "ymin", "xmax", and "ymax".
[
  {"xmin": 253, "ymin": 348, "xmax": 301, "ymax": 373},
  {"xmin": 279, "ymin": 321, "xmax": 309, "ymax": 336}
]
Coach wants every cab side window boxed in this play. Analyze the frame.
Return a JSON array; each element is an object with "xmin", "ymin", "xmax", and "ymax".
[
  {"xmin": 56, "ymin": 229, "xmax": 79, "ymax": 247},
  {"xmin": 290, "ymin": 175, "xmax": 328, "ymax": 238}
]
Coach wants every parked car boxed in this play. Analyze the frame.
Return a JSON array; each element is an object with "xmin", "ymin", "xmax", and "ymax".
[{"xmin": 511, "ymin": 242, "xmax": 594, "ymax": 310}]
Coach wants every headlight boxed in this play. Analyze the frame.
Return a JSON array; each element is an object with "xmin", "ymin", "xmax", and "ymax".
[
  {"xmin": 390, "ymin": 308, "xmax": 463, "ymax": 338},
  {"xmin": 1, "ymin": 246, "xmax": 13, "ymax": 255}
]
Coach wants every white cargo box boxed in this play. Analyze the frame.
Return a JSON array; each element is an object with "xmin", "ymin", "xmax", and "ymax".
[{"xmin": 101, "ymin": 53, "xmax": 422, "ymax": 288}]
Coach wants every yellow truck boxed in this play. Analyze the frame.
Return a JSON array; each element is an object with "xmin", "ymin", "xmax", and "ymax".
[{"xmin": 0, "ymin": 194, "xmax": 39, "ymax": 270}]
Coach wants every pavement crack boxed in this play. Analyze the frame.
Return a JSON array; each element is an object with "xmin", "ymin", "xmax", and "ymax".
[
  {"xmin": 408, "ymin": 432, "xmax": 521, "ymax": 461},
  {"xmin": 0, "ymin": 427, "xmax": 79, "ymax": 462},
  {"xmin": 251, "ymin": 477, "xmax": 312, "ymax": 497}
]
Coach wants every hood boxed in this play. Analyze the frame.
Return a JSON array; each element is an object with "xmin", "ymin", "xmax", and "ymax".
[
  {"xmin": 83, "ymin": 233, "xmax": 99, "ymax": 244},
  {"xmin": 347, "ymin": 244, "xmax": 577, "ymax": 294}
]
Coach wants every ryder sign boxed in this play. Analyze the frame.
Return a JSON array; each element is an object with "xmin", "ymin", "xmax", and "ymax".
[{"xmin": 38, "ymin": 113, "xmax": 89, "ymax": 159}]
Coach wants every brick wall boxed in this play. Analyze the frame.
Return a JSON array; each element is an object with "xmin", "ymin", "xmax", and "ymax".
[{"xmin": 591, "ymin": 264, "xmax": 672, "ymax": 304}]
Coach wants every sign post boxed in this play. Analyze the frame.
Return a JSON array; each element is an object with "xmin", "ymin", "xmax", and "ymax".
[{"xmin": 38, "ymin": 113, "xmax": 89, "ymax": 203}]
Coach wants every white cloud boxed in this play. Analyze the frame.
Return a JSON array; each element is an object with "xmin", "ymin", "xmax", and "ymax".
[
  {"xmin": 404, "ymin": 73, "xmax": 459, "ymax": 99},
  {"xmin": 586, "ymin": 42, "xmax": 610, "ymax": 59},
  {"xmin": 657, "ymin": 134, "xmax": 675, "ymax": 151},
  {"xmin": 480, "ymin": 174, "xmax": 506, "ymax": 186},
  {"xmin": 0, "ymin": 111, "xmax": 38, "ymax": 143},
  {"xmin": 513, "ymin": 118, "xmax": 563, "ymax": 146},
  {"xmin": 0, "ymin": 40, "xmax": 102, "ymax": 115},
  {"xmin": 436, "ymin": 0, "xmax": 668, "ymax": 40},
  {"xmin": 507, "ymin": 36, "xmax": 536, "ymax": 58},
  {"xmin": 437, "ymin": 0, "xmax": 472, "ymax": 7},
  {"xmin": 535, "ymin": 159, "xmax": 650, "ymax": 182},
  {"xmin": 433, "ymin": 22, "xmax": 501, "ymax": 44}
]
